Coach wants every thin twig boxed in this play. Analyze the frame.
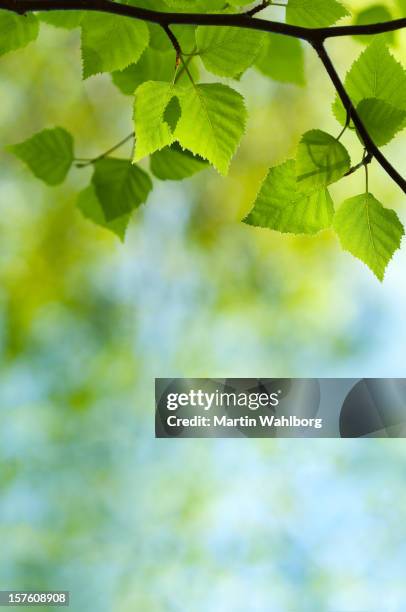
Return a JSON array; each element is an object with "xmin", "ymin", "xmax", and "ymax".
[
  {"xmin": 344, "ymin": 151, "xmax": 373, "ymax": 178},
  {"xmin": 245, "ymin": 1, "xmax": 269, "ymax": 17},
  {"xmin": 75, "ymin": 132, "xmax": 134, "ymax": 168},
  {"xmin": 336, "ymin": 109, "xmax": 351, "ymax": 141},
  {"xmin": 246, "ymin": 1, "xmax": 288, "ymax": 16}
]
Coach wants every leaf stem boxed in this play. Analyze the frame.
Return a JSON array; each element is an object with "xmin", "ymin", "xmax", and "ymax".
[
  {"xmin": 162, "ymin": 24, "xmax": 196, "ymax": 86},
  {"xmin": 174, "ymin": 48, "xmax": 196, "ymax": 84},
  {"xmin": 179, "ymin": 56, "xmax": 196, "ymax": 86},
  {"xmin": 336, "ymin": 110, "xmax": 351, "ymax": 141},
  {"xmin": 365, "ymin": 158, "xmax": 369, "ymax": 194},
  {"xmin": 245, "ymin": 0, "xmax": 287, "ymax": 16},
  {"xmin": 345, "ymin": 150, "xmax": 373, "ymax": 178},
  {"xmin": 75, "ymin": 132, "xmax": 134, "ymax": 168}
]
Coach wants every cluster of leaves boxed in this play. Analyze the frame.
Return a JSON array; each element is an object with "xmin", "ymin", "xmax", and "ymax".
[{"xmin": 1, "ymin": 0, "xmax": 406, "ymax": 279}]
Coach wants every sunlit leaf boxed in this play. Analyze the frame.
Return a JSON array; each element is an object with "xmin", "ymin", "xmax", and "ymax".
[
  {"xmin": 296, "ymin": 130, "xmax": 351, "ymax": 193},
  {"xmin": 39, "ymin": 11, "xmax": 84, "ymax": 30},
  {"xmin": 133, "ymin": 81, "xmax": 177, "ymax": 160},
  {"xmin": 256, "ymin": 35, "xmax": 305, "ymax": 86},
  {"xmin": 81, "ymin": 13, "xmax": 149, "ymax": 78},
  {"xmin": 0, "ymin": 11, "xmax": 39, "ymax": 56},
  {"xmin": 244, "ymin": 160, "xmax": 334, "ymax": 235},
  {"xmin": 286, "ymin": 0, "xmax": 349, "ymax": 27},
  {"xmin": 174, "ymin": 83, "xmax": 247, "ymax": 175},
  {"xmin": 163, "ymin": 0, "xmax": 225, "ymax": 10},
  {"xmin": 333, "ymin": 41, "xmax": 406, "ymax": 125},
  {"xmin": 334, "ymin": 193, "xmax": 404, "ymax": 280},
  {"xmin": 356, "ymin": 98, "xmax": 405, "ymax": 145},
  {"xmin": 352, "ymin": 5, "xmax": 394, "ymax": 45},
  {"xmin": 196, "ymin": 26, "xmax": 265, "ymax": 78}
]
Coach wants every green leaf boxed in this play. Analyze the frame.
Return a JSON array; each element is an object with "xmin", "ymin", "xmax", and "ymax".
[
  {"xmin": 173, "ymin": 83, "xmax": 247, "ymax": 175},
  {"xmin": 92, "ymin": 158, "xmax": 152, "ymax": 221},
  {"xmin": 150, "ymin": 143, "xmax": 208, "ymax": 181},
  {"xmin": 133, "ymin": 81, "xmax": 177, "ymax": 161},
  {"xmin": 163, "ymin": 0, "xmax": 225, "ymax": 10},
  {"xmin": 356, "ymin": 98, "xmax": 405, "ymax": 146},
  {"xmin": 397, "ymin": 0, "xmax": 406, "ymax": 15},
  {"xmin": 255, "ymin": 34, "xmax": 305, "ymax": 86},
  {"xmin": 38, "ymin": 11, "xmax": 84, "ymax": 30},
  {"xmin": 333, "ymin": 41, "xmax": 406, "ymax": 125},
  {"xmin": 196, "ymin": 26, "xmax": 265, "ymax": 78},
  {"xmin": 286, "ymin": 0, "xmax": 349, "ymax": 27},
  {"xmin": 77, "ymin": 184, "xmax": 129, "ymax": 241},
  {"xmin": 352, "ymin": 5, "xmax": 394, "ymax": 45},
  {"xmin": 244, "ymin": 160, "xmax": 334, "ymax": 235},
  {"xmin": 0, "ymin": 11, "xmax": 39, "ymax": 57},
  {"xmin": 296, "ymin": 130, "xmax": 351, "ymax": 193},
  {"xmin": 113, "ymin": 49, "xmax": 173, "ymax": 96},
  {"xmin": 226, "ymin": 0, "xmax": 254, "ymax": 5},
  {"xmin": 127, "ymin": 0, "xmax": 168, "ymax": 8},
  {"xmin": 81, "ymin": 13, "xmax": 149, "ymax": 78},
  {"xmin": 8, "ymin": 127, "xmax": 74, "ymax": 186},
  {"xmin": 334, "ymin": 193, "xmax": 404, "ymax": 280}
]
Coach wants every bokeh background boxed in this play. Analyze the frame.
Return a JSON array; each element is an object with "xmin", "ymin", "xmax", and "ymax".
[{"xmin": 0, "ymin": 1, "xmax": 406, "ymax": 610}]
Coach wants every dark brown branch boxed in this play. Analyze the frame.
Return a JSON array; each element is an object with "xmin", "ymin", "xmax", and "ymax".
[
  {"xmin": 162, "ymin": 24, "xmax": 182, "ymax": 67},
  {"xmin": 313, "ymin": 43, "xmax": 406, "ymax": 194},
  {"xmin": 1, "ymin": 0, "xmax": 404, "ymax": 43}
]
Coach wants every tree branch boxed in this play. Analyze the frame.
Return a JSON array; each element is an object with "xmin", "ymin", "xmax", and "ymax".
[
  {"xmin": 313, "ymin": 42, "xmax": 406, "ymax": 194},
  {"xmin": 1, "ymin": 0, "xmax": 405, "ymax": 192},
  {"xmin": 1, "ymin": 0, "xmax": 404, "ymax": 43}
]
